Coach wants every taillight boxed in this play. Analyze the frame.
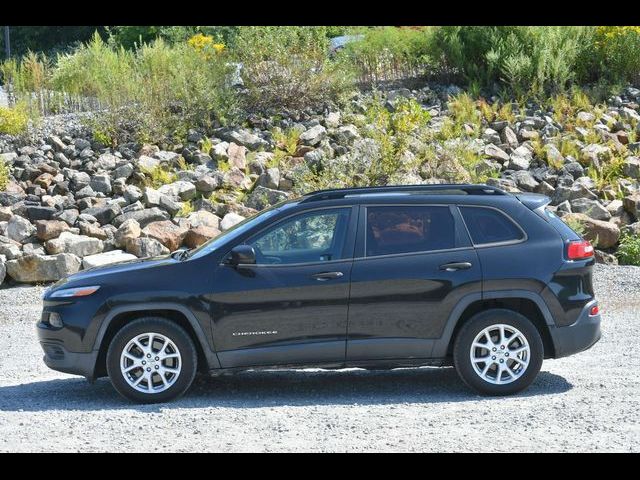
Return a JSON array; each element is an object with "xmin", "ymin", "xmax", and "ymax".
[
  {"xmin": 567, "ymin": 240, "xmax": 594, "ymax": 260},
  {"xmin": 589, "ymin": 305, "xmax": 600, "ymax": 316}
]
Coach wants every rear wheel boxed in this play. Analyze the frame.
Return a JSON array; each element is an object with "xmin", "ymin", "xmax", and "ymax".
[
  {"xmin": 106, "ymin": 317, "xmax": 197, "ymax": 403},
  {"xmin": 453, "ymin": 309, "xmax": 543, "ymax": 395}
]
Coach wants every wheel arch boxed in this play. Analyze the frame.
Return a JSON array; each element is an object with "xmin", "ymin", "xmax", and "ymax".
[
  {"xmin": 433, "ymin": 291, "xmax": 556, "ymax": 359},
  {"xmin": 93, "ymin": 304, "xmax": 220, "ymax": 378}
]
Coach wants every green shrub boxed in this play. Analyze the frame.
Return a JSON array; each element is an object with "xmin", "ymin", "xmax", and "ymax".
[
  {"xmin": 141, "ymin": 164, "xmax": 178, "ymax": 189},
  {"xmin": 586, "ymin": 27, "xmax": 640, "ymax": 84},
  {"xmin": 0, "ymin": 103, "xmax": 29, "ymax": 135},
  {"xmin": 232, "ymin": 26, "xmax": 355, "ymax": 114},
  {"xmin": 0, "ymin": 158, "xmax": 11, "ymax": 191},
  {"xmin": 617, "ymin": 233, "xmax": 640, "ymax": 266}
]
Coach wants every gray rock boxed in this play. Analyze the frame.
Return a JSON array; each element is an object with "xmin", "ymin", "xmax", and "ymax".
[
  {"xmin": 219, "ymin": 129, "xmax": 268, "ymax": 150},
  {"xmin": 7, "ymin": 216, "xmax": 36, "ymax": 243},
  {"xmin": 45, "ymin": 231, "xmax": 104, "ymax": 258},
  {"xmin": 333, "ymin": 125, "xmax": 360, "ymax": 145},
  {"xmin": 570, "ymin": 198, "xmax": 611, "ymax": 221},
  {"xmin": 304, "ymin": 149, "xmax": 324, "ymax": 169},
  {"xmin": 158, "ymin": 181, "xmax": 197, "ymax": 201},
  {"xmin": 83, "ymin": 203, "xmax": 122, "ymax": 225},
  {"xmin": 114, "ymin": 219, "xmax": 141, "ymax": 249},
  {"xmin": 26, "ymin": 206, "xmax": 57, "ymax": 222},
  {"xmin": 0, "ymin": 237, "xmax": 22, "ymax": 260},
  {"xmin": 508, "ymin": 153, "xmax": 530, "ymax": 171},
  {"xmin": 89, "ymin": 174, "xmax": 112, "ymax": 194},
  {"xmin": 581, "ymin": 144, "xmax": 611, "ymax": 169},
  {"xmin": 607, "ymin": 199, "xmax": 625, "ymax": 217},
  {"xmin": 244, "ymin": 186, "xmax": 290, "ymax": 210},
  {"xmin": 125, "ymin": 237, "xmax": 169, "ymax": 258},
  {"xmin": 562, "ymin": 162, "xmax": 584, "ymax": 179},
  {"xmin": 501, "ymin": 126, "xmax": 518, "ymax": 148},
  {"xmin": 299, "ymin": 125, "xmax": 327, "ymax": 147},
  {"xmin": 622, "ymin": 157, "xmax": 640, "ymax": 179},
  {"xmin": 56, "ymin": 209, "xmax": 79, "ymax": 227},
  {"xmin": 482, "ymin": 128, "xmax": 501, "ymax": 145},
  {"xmin": 114, "ymin": 163, "xmax": 134, "ymax": 180},
  {"xmin": 195, "ymin": 175, "xmax": 220, "ymax": 193},
  {"xmin": 623, "ymin": 192, "xmax": 640, "ymax": 217},
  {"xmin": 220, "ymin": 212, "xmax": 245, "ymax": 231},
  {"xmin": 82, "ymin": 250, "xmax": 137, "ymax": 269},
  {"xmin": 112, "ymin": 207, "xmax": 170, "ymax": 229},
  {"xmin": 6, "ymin": 253, "xmax": 81, "ymax": 283},
  {"xmin": 485, "ymin": 144, "xmax": 510, "ymax": 163},
  {"xmin": 512, "ymin": 170, "xmax": 539, "ymax": 192},
  {"xmin": 257, "ymin": 168, "xmax": 281, "ymax": 190},
  {"xmin": 124, "ymin": 185, "xmax": 143, "ymax": 204}
]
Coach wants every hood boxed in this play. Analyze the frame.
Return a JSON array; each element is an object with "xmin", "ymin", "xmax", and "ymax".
[{"xmin": 51, "ymin": 254, "xmax": 177, "ymax": 290}]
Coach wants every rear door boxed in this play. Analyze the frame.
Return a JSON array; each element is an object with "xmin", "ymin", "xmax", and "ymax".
[{"xmin": 346, "ymin": 203, "xmax": 482, "ymax": 361}]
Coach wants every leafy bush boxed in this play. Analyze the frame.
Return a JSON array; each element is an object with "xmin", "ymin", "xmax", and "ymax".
[
  {"xmin": 0, "ymin": 158, "xmax": 11, "ymax": 191},
  {"xmin": 341, "ymin": 26, "xmax": 437, "ymax": 84},
  {"xmin": 0, "ymin": 103, "xmax": 29, "ymax": 135},
  {"xmin": 232, "ymin": 26, "xmax": 355, "ymax": 114},
  {"xmin": 141, "ymin": 164, "xmax": 178, "ymax": 189},
  {"xmin": 587, "ymin": 27, "xmax": 640, "ymax": 84},
  {"xmin": 617, "ymin": 233, "xmax": 640, "ymax": 266}
]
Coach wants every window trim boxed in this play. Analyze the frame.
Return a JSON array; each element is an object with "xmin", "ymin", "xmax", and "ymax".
[
  {"xmin": 220, "ymin": 206, "xmax": 356, "ymax": 268},
  {"xmin": 362, "ymin": 203, "xmax": 461, "ymax": 259},
  {"xmin": 456, "ymin": 204, "xmax": 528, "ymax": 248}
]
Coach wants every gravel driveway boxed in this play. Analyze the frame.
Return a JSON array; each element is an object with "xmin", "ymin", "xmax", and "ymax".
[{"xmin": 0, "ymin": 265, "xmax": 638, "ymax": 452}]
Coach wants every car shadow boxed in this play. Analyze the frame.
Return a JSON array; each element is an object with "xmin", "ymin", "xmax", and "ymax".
[{"xmin": 0, "ymin": 367, "xmax": 573, "ymax": 413}]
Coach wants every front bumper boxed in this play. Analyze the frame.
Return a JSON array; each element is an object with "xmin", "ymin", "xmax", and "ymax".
[
  {"xmin": 37, "ymin": 320, "xmax": 98, "ymax": 380},
  {"xmin": 548, "ymin": 301, "xmax": 601, "ymax": 358}
]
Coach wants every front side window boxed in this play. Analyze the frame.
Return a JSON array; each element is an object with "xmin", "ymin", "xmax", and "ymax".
[
  {"xmin": 365, "ymin": 205, "xmax": 456, "ymax": 257},
  {"xmin": 248, "ymin": 208, "xmax": 351, "ymax": 265},
  {"xmin": 459, "ymin": 206, "xmax": 525, "ymax": 245}
]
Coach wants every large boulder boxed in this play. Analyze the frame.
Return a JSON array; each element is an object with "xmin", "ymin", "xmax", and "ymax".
[
  {"xmin": 114, "ymin": 219, "xmax": 141, "ymax": 248},
  {"xmin": 35, "ymin": 219, "xmax": 71, "ymax": 241},
  {"xmin": 81, "ymin": 250, "xmax": 138, "ymax": 270},
  {"xmin": 562, "ymin": 213, "xmax": 620, "ymax": 249},
  {"xmin": 112, "ymin": 207, "xmax": 170, "ymax": 229},
  {"xmin": 125, "ymin": 237, "xmax": 170, "ymax": 258},
  {"xmin": 623, "ymin": 192, "xmax": 640, "ymax": 218},
  {"xmin": 299, "ymin": 125, "xmax": 327, "ymax": 146},
  {"xmin": 6, "ymin": 253, "xmax": 81, "ymax": 283},
  {"xmin": 184, "ymin": 226, "xmax": 221, "ymax": 248},
  {"xmin": 141, "ymin": 220, "xmax": 188, "ymax": 252},
  {"xmin": 186, "ymin": 211, "xmax": 220, "ymax": 230},
  {"xmin": 220, "ymin": 212, "xmax": 245, "ymax": 231},
  {"xmin": 6, "ymin": 216, "xmax": 36, "ymax": 243},
  {"xmin": 45, "ymin": 231, "xmax": 104, "ymax": 258},
  {"xmin": 227, "ymin": 142, "xmax": 247, "ymax": 170},
  {"xmin": 569, "ymin": 198, "xmax": 611, "ymax": 221},
  {"xmin": 0, "ymin": 236, "xmax": 22, "ymax": 260},
  {"xmin": 158, "ymin": 181, "xmax": 197, "ymax": 201},
  {"xmin": 219, "ymin": 128, "xmax": 268, "ymax": 150},
  {"xmin": 244, "ymin": 186, "xmax": 290, "ymax": 210},
  {"xmin": 622, "ymin": 157, "xmax": 640, "ymax": 179}
]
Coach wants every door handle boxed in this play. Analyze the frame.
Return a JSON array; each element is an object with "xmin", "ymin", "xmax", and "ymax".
[
  {"xmin": 439, "ymin": 262, "xmax": 472, "ymax": 272},
  {"xmin": 311, "ymin": 271, "xmax": 344, "ymax": 281}
]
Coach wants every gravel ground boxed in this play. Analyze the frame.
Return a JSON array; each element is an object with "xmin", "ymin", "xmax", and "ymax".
[{"xmin": 0, "ymin": 264, "xmax": 638, "ymax": 452}]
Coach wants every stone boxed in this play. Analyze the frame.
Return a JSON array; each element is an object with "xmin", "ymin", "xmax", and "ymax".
[
  {"xmin": 544, "ymin": 144, "xmax": 564, "ymax": 166},
  {"xmin": 195, "ymin": 175, "xmax": 219, "ymax": 193},
  {"xmin": 125, "ymin": 237, "xmax": 170, "ymax": 258},
  {"xmin": 78, "ymin": 221, "xmax": 109, "ymax": 240},
  {"xmin": 45, "ymin": 231, "xmax": 104, "ymax": 258},
  {"xmin": 34, "ymin": 172, "xmax": 55, "ymax": 189},
  {"xmin": 82, "ymin": 250, "xmax": 138, "ymax": 270},
  {"xmin": 569, "ymin": 198, "xmax": 611, "ymax": 221},
  {"xmin": 137, "ymin": 155, "xmax": 160, "ymax": 170},
  {"xmin": 227, "ymin": 143, "xmax": 247, "ymax": 170},
  {"xmin": 7, "ymin": 216, "xmax": 36, "ymax": 243},
  {"xmin": 158, "ymin": 181, "xmax": 197, "ymax": 201},
  {"xmin": 257, "ymin": 168, "xmax": 281, "ymax": 190},
  {"xmin": 325, "ymin": 112, "xmax": 341, "ymax": 128},
  {"xmin": 501, "ymin": 126, "xmax": 518, "ymax": 148},
  {"xmin": 220, "ymin": 212, "xmax": 245, "ymax": 231},
  {"xmin": 89, "ymin": 174, "xmax": 112, "ymax": 194},
  {"xmin": 114, "ymin": 163, "xmax": 134, "ymax": 180},
  {"xmin": 124, "ymin": 185, "xmax": 143, "ymax": 204},
  {"xmin": 114, "ymin": 219, "xmax": 141, "ymax": 248},
  {"xmin": 577, "ymin": 111, "xmax": 596, "ymax": 123},
  {"xmin": 0, "ymin": 152, "xmax": 18, "ymax": 163},
  {"xmin": 56, "ymin": 209, "xmax": 79, "ymax": 227},
  {"xmin": 0, "ymin": 207, "xmax": 13, "ymax": 221},
  {"xmin": 622, "ymin": 157, "xmax": 640, "ymax": 179},
  {"xmin": 186, "ymin": 211, "xmax": 220, "ymax": 230},
  {"xmin": 482, "ymin": 128, "xmax": 501, "ymax": 144},
  {"xmin": 35, "ymin": 220, "xmax": 70, "ymax": 241},
  {"xmin": 95, "ymin": 153, "xmax": 118, "ymax": 170},
  {"xmin": 219, "ymin": 129, "xmax": 268, "ymax": 150},
  {"xmin": 211, "ymin": 142, "xmax": 229, "ymax": 161},
  {"xmin": 581, "ymin": 144, "xmax": 611, "ymax": 169},
  {"xmin": 512, "ymin": 170, "xmax": 539, "ymax": 192},
  {"xmin": 223, "ymin": 167, "xmax": 251, "ymax": 190},
  {"xmin": 83, "ymin": 203, "xmax": 122, "ymax": 225},
  {"xmin": 562, "ymin": 213, "xmax": 620, "ymax": 249},
  {"xmin": 25, "ymin": 206, "xmax": 57, "ymax": 222},
  {"xmin": 142, "ymin": 220, "xmax": 188, "ymax": 252},
  {"xmin": 5, "ymin": 252, "xmax": 80, "ymax": 283},
  {"xmin": 623, "ymin": 192, "xmax": 640, "ymax": 218},
  {"xmin": 112, "ymin": 208, "xmax": 170, "ymax": 229},
  {"xmin": 299, "ymin": 125, "xmax": 327, "ymax": 146},
  {"xmin": 562, "ymin": 162, "xmax": 584, "ymax": 179},
  {"xmin": 22, "ymin": 243, "xmax": 45, "ymax": 256},
  {"xmin": 333, "ymin": 125, "xmax": 360, "ymax": 145},
  {"xmin": 244, "ymin": 186, "xmax": 290, "ymax": 210},
  {"xmin": 184, "ymin": 226, "xmax": 221, "ymax": 248},
  {"xmin": 485, "ymin": 144, "xmax": 510, "ymax": 163},
  {"xmin": 594, "ymin": 250, "xmax": 618, "ymax": 265},
  {"xmin": 507, "ymin": 153, "xmax": 530, "ymax": 171},
  {"xmin": 0, "ymin": 236, "xmax": 22, "ymax": 260},
  {"xmin": 606, "ymin": 200, "xmax": 624, "ymax": 217}
]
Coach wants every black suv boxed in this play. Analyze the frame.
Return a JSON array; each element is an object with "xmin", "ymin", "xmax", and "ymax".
[{"xmin": 38, "ymin": 184, "xmax": 601, "ymax": 403}]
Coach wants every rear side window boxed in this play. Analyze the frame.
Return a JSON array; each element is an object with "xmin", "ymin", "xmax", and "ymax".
[
  {"xmin": 543, "ymin": 208, "xmax": 581, "ymax": 241},
  {"xmin": 460, "ymin": 206, "xmax": 524, "ymax": 245},
  {"xmin": 365, "ymin": 205, "xmax": 456, "ymax": 257}
]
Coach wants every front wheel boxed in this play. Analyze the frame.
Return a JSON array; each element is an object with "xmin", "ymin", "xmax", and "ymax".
[
  {"xmin": 453, "ymin": 309, "xmax": 543, "ymax": 396},
  {"xmin": 106, "ymin": 317, "xmax": 197, "ymax": 403}
]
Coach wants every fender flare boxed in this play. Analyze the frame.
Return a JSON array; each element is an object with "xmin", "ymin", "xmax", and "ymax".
[
  {"xmin": 92, "ymin": 302, "xmax": 221, "ymax": 369},
  {"xmin": 431, "ymin": 290, "xmax": 554, "ymax": 358}
]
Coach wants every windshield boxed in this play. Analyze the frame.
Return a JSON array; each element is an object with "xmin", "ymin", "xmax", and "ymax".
[{"xmin": 188, "ymin": 206, "xmax": 283, "ymax": 260}]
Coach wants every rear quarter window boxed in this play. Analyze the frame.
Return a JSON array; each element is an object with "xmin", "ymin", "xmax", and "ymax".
[
  {"xmin": 459, "ymin": 206, "xmax": 525, "ymax": 245},
  {"xmin": 543, "ymin": 208, "xmax": 582, "ymax": 241}
]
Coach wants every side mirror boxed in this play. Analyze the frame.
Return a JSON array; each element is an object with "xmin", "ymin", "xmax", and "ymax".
[{"xmin": 227, "ymin": 245, "xmax": 256, "ymax": 266}]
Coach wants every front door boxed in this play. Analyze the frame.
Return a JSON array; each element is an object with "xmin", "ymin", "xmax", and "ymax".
[
  {"xmin": 346, "ymin": 204, "xmax": 482, "ymax": 361},
  {"xmin": 210, "ymin": 206, "xmax": 357, "ymax": 368}
]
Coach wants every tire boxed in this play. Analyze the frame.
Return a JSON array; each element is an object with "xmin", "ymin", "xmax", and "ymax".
[
  {"xmin": 453, "ymin": 309, "xmax": 543, "ymax": 396},
  {"xmin": 106, "ymin": 317, "xmax": 198, "ymax": 403}
]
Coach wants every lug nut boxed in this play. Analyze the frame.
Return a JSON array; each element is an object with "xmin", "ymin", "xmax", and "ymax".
[
  {"xmin": 492, "ymin": 356, "xmax": 496, "ymax": 360},
  {"xmin": 155, "ymin": 357, "xmax": 159, "ymax": 361},
  {"xmin": 505, "ymin": 353, "xmax": 509, "ymax": 357},
  {"xmin": 155, "ymin": 365, "xmax": 159, "ymax": 370},
  {"xmin": 500, "ymin": 345, "xmax": 505, "ymax": 349},
  {"xmin": 142, "ymin": 361, "xmax": 146, "ymax": 365},
  {"xmin": 147, "ymin": 354, "xmax": 151, "ymax": 358},
  {"xmin": 147, "ymin": 367, "xmax": 151, "ymax": 372},
  {"xmin": 492, "ymin": 347, "xmax": 497, "ymax": 352},
  {"xmin": 499, "ymin": 359, "xmax": 504, "ymax": 363}
]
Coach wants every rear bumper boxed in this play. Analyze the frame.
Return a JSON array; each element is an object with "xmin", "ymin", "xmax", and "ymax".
[{"xmin": 548, "ymin": 301, "xmax": 601, "ymax": 358}]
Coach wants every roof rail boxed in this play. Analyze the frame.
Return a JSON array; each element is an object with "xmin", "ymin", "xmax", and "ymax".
[{"xmin": 300, "ymin": 184, "xmax": 508, "ymax": 203}]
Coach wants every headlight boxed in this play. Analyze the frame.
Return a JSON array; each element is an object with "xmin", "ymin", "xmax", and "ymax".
[{"xmin": 49, "ymin": 286, "xmax": 101, "ymax": 298}]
